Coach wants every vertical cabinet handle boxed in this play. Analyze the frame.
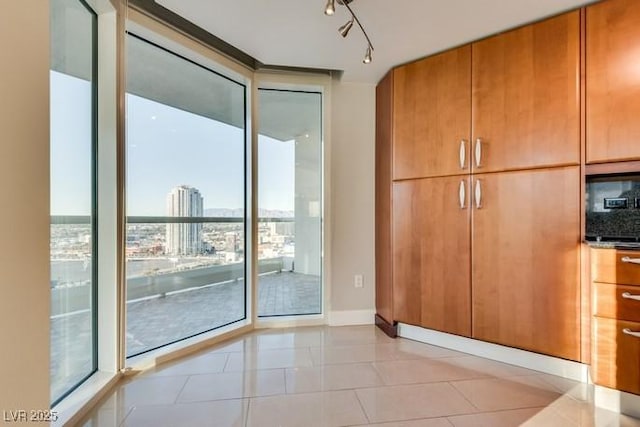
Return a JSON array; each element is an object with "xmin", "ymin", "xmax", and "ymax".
[
  {"xmin": 474, "ymin": 179, "xmax": 482, "ymax": 209},
  {"xmin": 459, "ymin": 180, "xmax": 466, "ymax": 209},
  {"xmin": 621, "ymin": 256, "xmax": 640, "ymax": 265},
  {"xmin": 474, "ymin": 138, "xmax": 482, "ymax": 168},
  {"xmin": 623, "ymin": 328, "xmax": 640, "ymax": 338},
  {"xmin": 622, "ymin": 292, "xmax": 640, "ymax": 301},
  {"xmin": 459, "ymin": 140, "xmax": 467, "ymax": 169}
]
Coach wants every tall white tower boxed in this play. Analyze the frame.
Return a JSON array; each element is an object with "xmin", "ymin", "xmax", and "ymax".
[{"xmin": 165, "ymin": 185, "xmax": 204, "ymax": 255}]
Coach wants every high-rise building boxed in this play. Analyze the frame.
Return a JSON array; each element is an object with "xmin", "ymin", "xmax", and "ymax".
[{"xmin": 165, "ymin": 185, "xmax": 204, "ymax": 255}]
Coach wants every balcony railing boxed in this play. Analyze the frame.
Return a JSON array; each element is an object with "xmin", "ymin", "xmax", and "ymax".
[{"xmin": 50, "ymin": 216, "xmax": 295, "ymax": 316}]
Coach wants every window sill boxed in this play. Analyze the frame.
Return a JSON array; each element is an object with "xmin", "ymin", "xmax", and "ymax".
[
  {"xmin": 52, "ymin": 370, "xmax": 120, "ymax": 427},
  {"xmin": 125, "ymin": 319, "xmax": 253, "ymax": 372}
]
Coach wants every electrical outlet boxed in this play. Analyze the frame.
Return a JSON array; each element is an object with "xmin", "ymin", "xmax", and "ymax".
[{"xmin": 354, "ymin": 274, "xmax": 364, "ymax": 288}]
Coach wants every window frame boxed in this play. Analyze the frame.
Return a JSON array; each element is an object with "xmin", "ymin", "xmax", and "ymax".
[
  {"xmin": 123, "ymin": 31, "xmax": 251, "ymax": 358},
  {"xmin": 50, "ymin": 0, "xmax": 99, "ymax": 407},
  {"xmin": 253, "ymin": 72, "xmax": 332, "ymax": 329}
]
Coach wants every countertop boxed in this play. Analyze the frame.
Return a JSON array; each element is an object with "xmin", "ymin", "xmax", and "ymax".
[{"xmin": 585, "ymin": 240, "xmax": 640, "ymax": 250}]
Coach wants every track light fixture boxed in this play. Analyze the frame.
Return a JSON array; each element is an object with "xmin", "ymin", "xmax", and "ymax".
[
  {"xmin": 324, "ymin": 0, "xmax": 335, "ymax": 16},
  {"xmin": 338, "ymin": 17, "xmax": 354, "ymax": 37},
  {"xmin": 363, "ymin": 45, "xmax": 372, "ymax": 64},
  {"xmin": 323, "ymin": 0, "xmax": 374, "ymax": 64}
]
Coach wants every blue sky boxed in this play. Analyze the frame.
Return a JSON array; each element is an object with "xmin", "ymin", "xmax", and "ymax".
[{"xmin": 51, "ymin": 71, "xmax": 295, "ymax": 216}]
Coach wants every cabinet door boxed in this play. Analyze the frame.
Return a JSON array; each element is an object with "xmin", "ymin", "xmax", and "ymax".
[
  {"xmin": 376, "ymin": 72, "xmax": 394, "ymax": 325},
  {"xmin": 592, "ymin": 317, "xmax": 640, "ymax": 395},
  {"xmin": 472, "ymin": 12, "xmax": 580, "ymax": 172},
  {"xmin": 472, "ymin": 167, "xmax": 581, "ymax": 360},
  {"xmin": 393, "ymin": 176, "xmax": 471, "ymax": 334},
  {"xmin": 587, "ymin": 0, "xmax": 640, "ymax": 163},
  {"xmin": 393, "ymin": 46, "xmax": 471, "ymax": 180}
]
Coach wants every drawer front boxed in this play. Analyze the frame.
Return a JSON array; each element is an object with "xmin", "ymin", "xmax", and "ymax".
[
  {"xmin": 592, "ymin": 249, "xmax": 640, "ymax": 286},
  {"xmin": 592, "ymin": 317, "xmax": 640, "ymax": 395},
  {"xmin": 593, "ymin": 282, "xmax": 640, "ymax": 323}
]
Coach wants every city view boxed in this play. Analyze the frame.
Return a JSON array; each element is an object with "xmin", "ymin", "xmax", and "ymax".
[
  {"xmin": 50, "ymin": 34, "xmax": 322, "ymax": 401},
  {"xmin": 50, "ymin": 189, "xmax": 307, "ymax": 398}
]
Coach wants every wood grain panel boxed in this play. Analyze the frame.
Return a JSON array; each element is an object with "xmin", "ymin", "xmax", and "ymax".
[
  {"xmin": 392, "ymin": 176, "xmax": 471, "ymax": 333},
  {"xmin": 417, "ymin": 176, "xmax": 472, "ymax": 337},
  {"xmin": 591, "ymin": 248, "xmax": 640, "ymax": 286},
  {"xmin": 472, "ymin": 11, "xmax": 580, "ymax": 172},
  {"xmin": 592, "ymin": 316, "xmax": 640, "ymax": 395},
  {"xmin": 586, "ymin": 0, "xmax": 640, "ymax": 163},
  {"xmin": 375, "ymin": 71, "xmax": 394, "ymax": 325},
  {"xmin": 472, "ymin": 167, "xmax": 581, "ymax": 360},
  {"xmin": 391, "ymin": 180, "xmax": 424, "ymax": 325},
  {"xmin": 593, "ymin": 282, "xmax": 640, "ymax": 323},
  {"xmin": 393, "ymin": 46, "xmax": 471, "ymax": 180}
]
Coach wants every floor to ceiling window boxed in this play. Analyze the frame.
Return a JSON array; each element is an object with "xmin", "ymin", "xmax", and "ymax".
[
  {"xmin": 125, "ymin": 35, "xmax": 247, "ymax": 357},
  {"xmin": 257, "ymin": 89, "xmax": 323, "ymax": 317},
  {"xmin": 49, "ymin": 0, "xmax": 97, "ymax": 405}
]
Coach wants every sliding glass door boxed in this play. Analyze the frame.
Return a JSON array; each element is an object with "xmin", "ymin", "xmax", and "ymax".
[{"xmin": 257, "ymin": 89, "xmax": 323, "ymax": 317}]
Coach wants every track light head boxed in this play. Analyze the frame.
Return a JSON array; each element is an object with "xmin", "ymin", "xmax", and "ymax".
[
  {"xmin": 323, "ymin": 0, "xmax": 375, "ymax": 64},
  {"xmin": 324, "ymin": 0, "xmax": 335, "ymax": 15},
  {"xmin": 363, "ymin": 45, "xmax": 373, "ymax": 64},
  {"xmin": 338, "ymin": 17, "xmax": 354, "ymax": 37}
]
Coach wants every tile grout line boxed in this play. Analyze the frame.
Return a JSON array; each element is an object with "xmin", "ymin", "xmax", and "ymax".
[
  {"xmin": 447, "ymin": 380, "xmax": 482, "ymax": 413},
  {"xmin": 244, "ymin": 398, "xmax": 251, "ymax": 427},
  {"xmin": 222, "ymin": 351, "xmax": 231, "ymax": 372},
  {"xmin": 367, "ymin": 361, "xmax": 389, "ymax": 387},
  {"xmin": 443, "ymin": 416, "xmax": 456, "ymax": 427},
  {"xmin": 117, "ymin": 407, "xmax": 135, "ymax": 427},
  {"xmin": 280, "ymin": 368, "xmax": 288, "ymax": 396},
  {"xmin": 172, "ymin": 375, "xmax": 192, "ymax": 405},
  {"xmin": 352, "ymin": 388, "xmax": 371, "ymax": 425}
]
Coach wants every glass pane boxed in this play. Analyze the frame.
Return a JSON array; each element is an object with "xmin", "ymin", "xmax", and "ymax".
[
  {"xmin": 125, "ymin": 35, "xmax": 246, "ymax": 357},
  {"xmin": 49, "ymin": 0, "xmax": 96, "ymax": 404},
  {"xmin": 257, "ymin": 89, "xmax": 322, "ymax": 317}
]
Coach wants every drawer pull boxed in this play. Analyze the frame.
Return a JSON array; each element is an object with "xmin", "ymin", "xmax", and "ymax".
[
  {"xmin": 622, "ymin": 292, "xmax": 640, "ymax": 301},
  {"xmin": 621, "ymin": 256, "xmax": 640, "ymax": 265},
  {"xmin": 623, "ymin": 328, "xmax": 640, "ymax": 338}
]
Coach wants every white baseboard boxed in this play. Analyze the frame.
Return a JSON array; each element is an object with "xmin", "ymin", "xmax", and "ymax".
[
  {"xmin": 398, "ymin": 323, "xmax": 589, "ymax": 382},
  {"xmin": 255, "ymin": 315, "xmax": 326, "ymax": 329},
  {"xmin": 595, "ymin": 385, "xmax": 640, "ymax": 419},
  {"xmin": 328, "ymin": 309, "xmax": 375, "ymax": 326}
]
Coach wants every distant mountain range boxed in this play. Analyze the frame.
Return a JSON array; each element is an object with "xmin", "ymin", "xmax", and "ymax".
[{"xmin": 204, "ymin": 208, "xmax": 294, "ymax": 218}]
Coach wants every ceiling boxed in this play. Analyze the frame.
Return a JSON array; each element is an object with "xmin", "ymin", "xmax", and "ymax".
[{"xmin": 156, "ymin": 0, "xmax": 597, "ymax": 84}]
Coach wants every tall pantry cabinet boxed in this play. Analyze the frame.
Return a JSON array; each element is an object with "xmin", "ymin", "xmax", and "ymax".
[
  {"xmin": 391, "ymin": 46, "xmax": 472, "ymax": 335},
  {"xmin": 376, "ymin": 11, "xmax": 582, "ymax": 361}
]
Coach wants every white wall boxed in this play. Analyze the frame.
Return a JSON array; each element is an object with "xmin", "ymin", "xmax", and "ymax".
[
  {"xmin": 329, "ymin": 81, "xmax": 376, "ymax": 315},
  {"xmin": 0, "ymin": 0, "xmax": 51, "ymax": 418}
]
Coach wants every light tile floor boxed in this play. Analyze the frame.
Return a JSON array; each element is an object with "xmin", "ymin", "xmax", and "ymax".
[{"xmin": 79, "ymin": 325, "xmax": 640, "ymax": 427}]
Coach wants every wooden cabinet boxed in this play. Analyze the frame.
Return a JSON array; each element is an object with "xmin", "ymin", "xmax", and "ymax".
[
  {"xmin": 592, "ymin": 316, "xmax": 640, "ymax": 395},
  {"xmin": 472, "ymin": 11, "xmax": 580, "ymax": 173},
  {"xmin": 376, "ymin": 8, "xmax": 583, "ymax": 360},
  {"xmin": 375, "ymin": 71, "xmax": 394, "ymax": 326},
  {"xmin": 392, "ymin": 176, "xmax": 472, "ymax": 335},
  {"xmin": 393, "ymin": 46, "xmax": 471, "ymax": 180},
  {"xmin": 593, "ymin": 282, "xmax": 640, "ymax": 325},
  {"xmin": 591, "ymin": 247, "xmax": 640, "ymax": 395},
  {"xmin": 472, "ymin": 167, "xmax": 581, "ymax": 360},
  {"xmin": 592, "ymin": 249, "xmax": 640, "ymax": 286},
  {"xmin": 587, "ymin": 0, "xmax": 640, "ymax": 163}
]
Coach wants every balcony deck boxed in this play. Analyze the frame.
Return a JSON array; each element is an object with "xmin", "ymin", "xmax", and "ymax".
[{"xmin": 50, "ymin": 271, "xmax": 321, "ymax": 399}]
